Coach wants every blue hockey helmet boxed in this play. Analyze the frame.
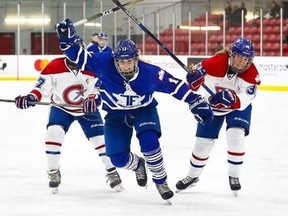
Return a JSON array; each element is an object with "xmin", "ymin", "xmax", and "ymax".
[
  {"xmin": 98, "ymin": 32, "xmax": 108, "ymax": 39},
  {"xmin": 229, "ymin": 37, "xmax": 254, "ymax": 73},
  {"xmin": 114, "ymin": 39, "xmax": 138, "ymax": 60},
  {"xmin": 98, "ymin": 32, "xmax": 108, "ymax": 48},
  {"xmin": 114, "ymin": 39, "xmax": 139, "ymax": 79}
]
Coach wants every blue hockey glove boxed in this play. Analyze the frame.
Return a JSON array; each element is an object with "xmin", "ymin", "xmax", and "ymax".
[
  {"xmin": 55, "ymin": 18, "xmax": 81, "ymax": 48},
  {"xmin": 186, "ymin": 67, "xmax": 206, "ymax": 91},
  {"xmin": 15, "ymin": 94, "xmax": 38, "ymax": 109},
  {"xmin": 189, "ymin": 95, "xmax": 213, "ymax": 125},
  {"xmin": 83, "ymin": 94, "xmax": 102, "ymax": 114},
  {"xmin": 209, "ymin": 89, "xmax": 240, "ymax": 110}
]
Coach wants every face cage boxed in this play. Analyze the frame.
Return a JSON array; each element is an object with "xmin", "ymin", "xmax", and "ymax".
[
  {"xmin": 229, "ymin": 51, "xmax": 253, "ymax": 74},
  {"xmin": 114, "ymin": 57, "xmax": 139, "ymax": 79}
]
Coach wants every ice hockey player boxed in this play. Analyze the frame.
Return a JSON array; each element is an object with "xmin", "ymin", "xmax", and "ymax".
[
  {"xmin": 176, "ymin": 37, "xmax": 261, "ymax": 196},
  {"xmin": 14, "ymin": 56, "xmax": 124, "ymax": 194},
  {"xmin": 55, "ymin": 18, "xmax": 213, "ymax": 204},
  {"xmin": 87, "ymin": 32, "xmax": 98, "ymax": 48}
]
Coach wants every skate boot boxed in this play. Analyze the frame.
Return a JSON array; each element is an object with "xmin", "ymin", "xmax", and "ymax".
[
  {"xmin": 48, "ymin": 169, "xmax": 61, "ymax": 194},
  {"xmin": 229, "ymin": 176, "xmax": 241, "ymax": 197},
  {"xmin": 175, "ymin": 176, "xmax": 199, "ymax": 192},
  {"xmin": 135, "ymin": 157, "xmax": 148, "ymax": 187},
  {"xmin": 106, "ymin": 169, "xmax": 124, "ymax": 192},
  {"xmin": 156, "ymin": 182, "xmax": 174, "ymax": 205}
]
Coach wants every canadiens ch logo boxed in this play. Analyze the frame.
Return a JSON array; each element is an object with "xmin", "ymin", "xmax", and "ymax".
[{"xmin": 63, "ymin": 84, "xmax": 86, "ymax": 105}]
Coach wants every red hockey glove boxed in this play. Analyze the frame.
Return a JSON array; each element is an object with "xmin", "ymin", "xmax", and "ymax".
[
  {"xmin": 209, "ymin": 89, "xmax": 240, "ymax": 110},
  {"xmin": 83, "ymin": 94, "xmax": 101, "ymax": 114}
]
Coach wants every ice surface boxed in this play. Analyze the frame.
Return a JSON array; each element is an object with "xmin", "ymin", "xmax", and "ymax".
[{"xmin": 0, "ymin": 81, "xmax": 287, "ymax": 216}]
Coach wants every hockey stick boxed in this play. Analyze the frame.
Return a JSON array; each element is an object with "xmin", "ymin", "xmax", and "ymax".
[
  {"xmin": 0, "ymin": 98, "xmax": 82, "ymax": 108},
  {"xmin": 112, "ymin": 0, "xmax": 214, "ymax": 96},
  {"xmin": 74, "ymin": 0, "xmax": 143, "ymax": 26}
]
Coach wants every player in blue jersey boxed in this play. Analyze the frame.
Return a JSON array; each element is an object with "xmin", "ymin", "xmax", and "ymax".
[
  {"xmin": 55, "ymin": 18, "xmax": 213, "ymax": 203},
  {"xmin": 87, "ymin": 32, "xmax": 113, "ymax": 54}
]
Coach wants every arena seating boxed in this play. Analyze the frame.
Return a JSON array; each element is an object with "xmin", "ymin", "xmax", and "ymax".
[{"xmin": 137, "ymin": 14, "xmax": 288, "ymax": 56}]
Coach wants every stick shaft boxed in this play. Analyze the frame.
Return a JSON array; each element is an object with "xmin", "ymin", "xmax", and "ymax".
[
  {"xmin": 112, "ymin": 0, "xmax": 214, "ymax": 96},
  {"xmin": 0, "ymin": 98, "xmax": 81, "ymax": 108},
  {"xmin": 74, "ymin": 0, "xmax": 143, "ymax": 26}
]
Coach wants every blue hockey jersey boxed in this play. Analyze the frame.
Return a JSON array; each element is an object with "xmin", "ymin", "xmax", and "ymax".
[{"xmin": 64, "ymin": 45, "xmax": 198, "ymax": 114}]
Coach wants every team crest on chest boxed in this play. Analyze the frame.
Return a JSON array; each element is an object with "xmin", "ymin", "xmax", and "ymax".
[{"xmin": 112, "ymin": 83, "xmax": 145, "ymax": 107}]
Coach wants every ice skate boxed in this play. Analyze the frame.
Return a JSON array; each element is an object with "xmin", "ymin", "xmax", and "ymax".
[
  {"xmin": 156, "ymin": 182, "xmax": 174, "ymax": 205},
  {"xmin": 229, "ymin": 176, "xmax": 241, "ymax": 197},
  {"xmin": 48, "ymin": 169, "xmax": 61, "ymax": 194},
  {"xmin": 135, "ymin": 157, "xmax": 148, "ymax": 187},
  {"xmin": 106, "ymin": 169, "xmax": 124, "ymax": 192},
  {"xmin": 175, "ymin": 176, "xmax": 199, "ymax": 193}
]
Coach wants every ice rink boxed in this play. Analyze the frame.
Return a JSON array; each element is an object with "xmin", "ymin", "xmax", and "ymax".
[{"xmin": 0, "ymin": 81, "xmax": 287, "ymax": 216}]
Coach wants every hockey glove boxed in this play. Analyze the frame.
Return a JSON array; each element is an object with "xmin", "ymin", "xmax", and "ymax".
[
  {"xmin": 209, "ymin": 89, "xmax": 240, "ymax": 110},
  {"xmin": 83, "ymin": 94, "xmax": 102, "ymax": 114},
  {"xmin": 15, "ymin": 94, "xmax": 38, "ymax": 109},
  {"xmin": 186, "ymin": 70, "xmax": 206, "ymax": 92},
  {"xmin": 189, "ymin": 95, "xmax": 213, "ymax": 125},
  {"xmin": 55, "ymin": 18, "xmax": 81, "ymax": 48}
]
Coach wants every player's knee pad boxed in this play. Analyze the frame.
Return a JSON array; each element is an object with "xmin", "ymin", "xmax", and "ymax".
[
  {"xmin": 45, "ymin": 125, "xmax": 65, "ymax": 144},
  {"xmin": 109, "ymin": 152, "xmax": 129, "ymax": 168},
  {"xmin": 226, "ymin": 127, "xmax": 245, "ymax": 152},
  {"xmin": 138, "ymin": 130, "xmax": 160, "ymax": 153},
  {"xmin": 193, "ymin": 137, "xmax": 215, "ymax": 158}
]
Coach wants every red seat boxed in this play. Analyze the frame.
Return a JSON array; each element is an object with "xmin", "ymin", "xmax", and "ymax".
[
  {"xmin": 225, "ymin": 34, "xmax": 234, "ymax": 43},
  {"xmin": 253, "ymin": 43, "xmax": 261, "ymax": 51},
  {"xmin": 216, "ymin": 34, "xmax": 223, "ymax": 42},
  {"xmin": 161, "ymin": 35, "xmax": 172, "ymax": 43},
  {"xmin": 271, "ymin": 26, "xmax": 280, "ymax": 33},
  {"xmin": 251, "ymin": 34, "xmax": 260, "ymax": 43},
  {"xmin": 175, "ymin": 29, "xmax": 188, "ymax": 36},
  {"xmin": 208, "ymin": 35, "xmax": 218, "ymax": 43},
  {"xmin": 145, "ymin": 43, "xmax": 157, "ymax": 52},
  {"xmin": 268, "ymin": 18, "xmax": 280, "ymax": 26},
  {"xmin": 228, "ymin": 27, "xmax": 241, "ymax": 34},
  {"xmin": 270, "ymin": 42, "xmax": 280, "ymax": 51},
  {"xmin": 250, "ymin": 26, "xmax": 260, "ymax": 34},
  {"xmin": 245, "ymin": 34, "xmax": 253, "ymax": 41},
  {"xmin": 263, "ymin": 51, "xmax": 279, "ymax": 56},
  {"xmin": 264, "ymin": 26, "xmax": 273, "ymax": 33},
  {"xmin": 263, "ymin": 43, "xmax": 273, "ymax": 51},
  {"xmin": 177, "ymin": 35, "xmax": 189, "ymax": 42}
]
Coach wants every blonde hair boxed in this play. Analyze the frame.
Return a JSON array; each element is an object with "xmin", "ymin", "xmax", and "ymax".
[{"xmin": 215, "ymin": 47, "xmax": 229, "ymax": 55}]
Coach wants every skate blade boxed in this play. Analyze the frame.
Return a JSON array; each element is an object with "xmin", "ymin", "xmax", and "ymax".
[
  {"xmin": 51, "ymin": 188, "xmax": 58, "ymax": 194},
  {"xmin": 232, "ymin": 190, "xmax": 238, "ymax": 197},
  {"xmin": 113, "ymin": 184, "xmax": 125, "ymax": 192},
  {"xmin": 165, "ymin": 198, "xmax": 173, "ymax": 205}
]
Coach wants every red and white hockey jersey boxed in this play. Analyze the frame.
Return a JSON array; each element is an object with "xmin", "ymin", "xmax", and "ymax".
[
  {"xmin": 30, "ymin": 57, "xmax": 98, "ymax": 116},
  {"xmin": 199, "ymin": 53, "xmax": 261, "ymax": 116}
]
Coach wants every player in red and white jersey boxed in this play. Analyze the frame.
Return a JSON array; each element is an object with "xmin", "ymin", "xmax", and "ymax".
[
  {"xmin": 14, "ymin": 56, "xmax": 123, "ymax": 193},
  {"xmin": 176, "ymin": 37, "xmax": 261, "ymax": 196}
]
